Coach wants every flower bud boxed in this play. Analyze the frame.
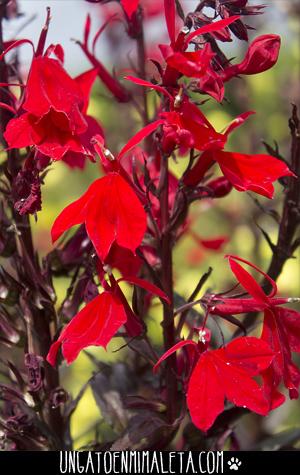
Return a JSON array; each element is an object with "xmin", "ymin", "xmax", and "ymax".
[
  {"xmin": 206, "ymin": 176, "xmax": 233, "ymax": 198},
  {"xmin": 222, "ymin": 34, "xmax": 281, "ymax": 81}
]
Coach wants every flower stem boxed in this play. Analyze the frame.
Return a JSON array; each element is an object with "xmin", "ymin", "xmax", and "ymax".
[{"xmin": 159, "ymin": 152, "xmax": 177, "ymax": 423}]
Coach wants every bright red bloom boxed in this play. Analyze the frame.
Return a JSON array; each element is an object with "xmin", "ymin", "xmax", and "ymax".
[
  {"xmin": 4, "ymin": 57, "xmax": 103, "ymax": 166},
  {"xmin": 184, "ymin": 112, "xmax": 295, "ymax": 198},
  {"xmin": 154, "ymin": 336, "xmax": 274, "ymax": 431},
  {"xmin": 51, "ymin": 172, "xmax": 147, "ymax": 261},
  {"xmin": 47, "ymin": 272, "xmax": 170, "ymax": 365},
  {"xmin": 160, "ymin": 18, "xmax": 280, "ymax": 103},
  {"xmin": 125, "ymin": 78, "xmax": 293, "ymax": 198},
  {"xmin": 160, "ymin": 99, "xmax": 224, "ymax": 155},
  {"xmin": 198, "ymin": 34, "xmax": 280, "ymax": 102},
  {"xmin": 210, "ymin": 255, "xmax": 300, "ymax": 408}
]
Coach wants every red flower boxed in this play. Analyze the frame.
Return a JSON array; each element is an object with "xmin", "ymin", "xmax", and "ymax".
[
  {"xmin": 154, "ymin": 336, "xmax": 274, "ymax": 431},
  {"xmin": 210, "ymin": 255, "xmax": 300, "ymax": 408},
  {"xmin": 4, "ymin": 57, "xmax": 103, "ymax": 165},
  {"xmin": 47, "ymin": 274, "xmax": 170, "ymax": 365},
  {"xmin": 160, "ymin": 99, "xmax": 224, "ymax": 155},
  {"xmin": 184, "ymin": 112, "xmax": 295, "ymax": 198},
  {"xmin": 51, "ymin": 172, "xmax": 147, "ymax": 262},
  {"xmin": 197, "ymin": 34, "xmax": 280, "ymax": 102}
]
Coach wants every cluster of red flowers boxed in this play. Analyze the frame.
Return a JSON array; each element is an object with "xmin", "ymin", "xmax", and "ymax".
[{"xmin": 2, "ymin": 0, "xmax": 299, "ymax": 434}]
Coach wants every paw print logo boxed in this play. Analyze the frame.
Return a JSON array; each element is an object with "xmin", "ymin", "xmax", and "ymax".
[{"xmin": 228, "ymin": 457, "xmax": 242, "ymax": 471}]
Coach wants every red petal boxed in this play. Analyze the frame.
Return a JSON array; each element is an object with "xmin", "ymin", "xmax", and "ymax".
[
  {"xmin": 121, "ymin": 0, "xmax": 139, "ymax": 19},
  {"xmin": 276, "ymin": 307, "xmax": 300, "ymax": 352},
  {"xmin": 227, "ymin": 254, "xmax": 278, "ymax": 298},
  {"xmin": 153, "ymin": 339, "xmax": 198, "ymax": 373},
  {"xmin": 4, "ymin": 113, "xmax": 33, "ymax": 149},
  {"xmin": 223, "ymin": 111, "xmax": 255, "ymax": 136},
  {"xmin": 261, "ymin": 367, "xmax": 286, "ymax": 410},
  {"xmin": 118, "ymin": 276, "xmax": 171, "ymax": 304},
  {"xmin": 75, "ymin": 68, "xmax": 98, "ymax": 113},
  {"xmin": 219, "ymin": 358, "xmax": 269, "ymax": 415},
  {"xmin": 199, "ymin": 236, "xmax": 228, "ymax": 251},
  {"xmin": 124, "ymin": 75, "xmax": 173, "ymax": 102},
  {"xmin": 51, "ymin": 179, "xmax": 98, "ymax": 242},
  {"xmin": 215, "ymin": 150, "xmax": 294, "ymax": 199},
  {"xmin": 164, "ymin": 0, "xmax": 176, "ymax": 44},
  {"xmin": 23, "ymin": 57, "xmax": 83, "ymax": 119},
  {"xmin": 228, "ymin": 257, "xmax": 269, "ymax": 305},
  {"xmin": 85, "ymin": 173, "xmax": 147, "ymax": 260},
  {"xmin": 221, "ymin": 336, "xmax": 274, "ymax": 376},
  {"xmin": 118, "ymin": 120, "xmax": 164, "ymax": 159},
  {"xmin": 47, "ymin": 291, "xmax": 127, "ymax": 365},
  {"xmin": 187, "ymin": 352, "xmax": 225, "ymax": 431},
  {"xmin": 46, "ymin": 340, "xmax": 61, "ymax": 367},
  {"xmin": 185, "ymin": 16, "xmax": 240, "ymax": 45},
  {"xmin": 166, "ymin": 48, "xmax": 214, "ymax": 78},
  {"xmin": 261, "ymin": 308, "xmax": 300, "ymax": 401},
  {"xmin": 105, "ymin": 244, "xmax": 142, "ymax": 277}
]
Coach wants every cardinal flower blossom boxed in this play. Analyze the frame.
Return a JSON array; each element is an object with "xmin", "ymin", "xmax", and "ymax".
[
  {"xmin": 47, "ymin": 275, "xmax": 170, "ymax": 365},
  {"xmin": 124, "ymin": 76, "xmax": 224, "ymax": 155},
  {"xmin": 209, "ymin": 255, "xmax": 300, "ymax": 408},
  {"xmin": 183, "ymin": 112, "xmax": 295, "ymax": 198},
  {"xmin": 4, "ymin": 56, "xmax": 103, "ymax": 167},
  {"xmin": 154, "ymin": 336, "xmax": 274, "ymax": 431}
]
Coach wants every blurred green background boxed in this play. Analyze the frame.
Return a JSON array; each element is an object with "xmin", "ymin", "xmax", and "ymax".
[{"xmin": 6, "ymin": 0, "xmax": 300, "ymax": 449}]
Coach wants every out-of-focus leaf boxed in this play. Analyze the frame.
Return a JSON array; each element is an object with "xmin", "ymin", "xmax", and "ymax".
[
  {"xmin": 90, "ymin": 370, "xmax": 129, "ymax": 433},
  {"xmin": 252, "ymin": 428, "xmax": 300, "ymax": 451},
  {"xmin": 110, "ymin": 411, "xmax": 178, "ymax": 450}
]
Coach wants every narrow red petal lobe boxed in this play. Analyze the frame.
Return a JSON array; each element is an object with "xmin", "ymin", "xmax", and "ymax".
[
  {"xmin": 118, "ymin": 276, "xmax": 171, "ymax": 304},
  {"xmin": 227, "ymin": 254, "xmax": 278, "ymax": 298},
  {"xmin": 51, "ymin": 180, "xmax": 99, "ymax": 242},
  {"xmin": 75, "ymin": 68, "xmax": 98, "ymax": 113},
  {"xmin": 228, "ymin": 258, "xmax": 269, "ymax": 305},
  {"xmin": 153, "ymin": 339, "xmax": 198, "ymax": 373},
  {"xmin": 187, "ymin": 353, "xmax": 225, "ymax": 432},
  {"xmin": 118, "ymin": 120, "xmax": 164, "ymax": 159},
  {"xmin": 185, "ymin": 16, "xmax": 240, "ymax": 45},
  {"xmin": 164, "ymin": 0, "xmax": 176, "ymax": 44}
]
